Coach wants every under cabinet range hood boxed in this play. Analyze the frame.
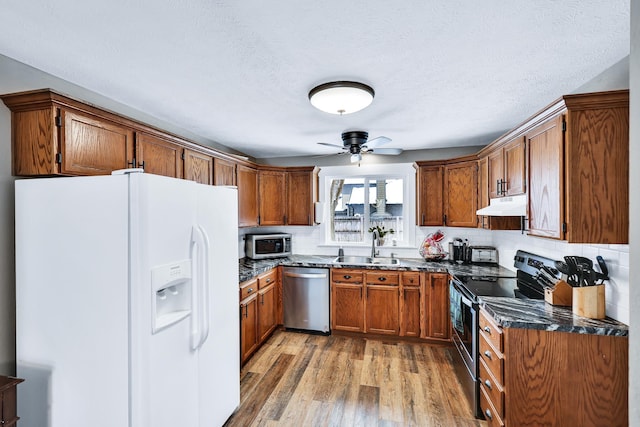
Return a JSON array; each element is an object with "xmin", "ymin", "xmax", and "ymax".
[{"xmin": 476, "ymin": 194, "xmax": 527, "ymax": 216}]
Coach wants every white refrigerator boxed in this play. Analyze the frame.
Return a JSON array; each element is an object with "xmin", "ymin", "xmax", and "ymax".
[{"xmin": 15, "ymin": 170, "xmax": 240, "ymax": 427}]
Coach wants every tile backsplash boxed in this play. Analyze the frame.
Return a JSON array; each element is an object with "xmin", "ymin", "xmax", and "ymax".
[{"xmin": 238, "ymin": 225, "xmax": 629, "ymax": 324}]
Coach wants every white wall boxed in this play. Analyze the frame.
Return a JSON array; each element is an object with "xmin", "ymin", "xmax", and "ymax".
[{"xmin": 628, "ymin": 0, "xmax": 639, "ymax": 425}]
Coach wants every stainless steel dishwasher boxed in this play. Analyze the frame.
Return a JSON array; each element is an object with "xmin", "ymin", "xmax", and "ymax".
[{"xmin": 282, "ymin": 267, "xmax": 330, "ymax": 334}]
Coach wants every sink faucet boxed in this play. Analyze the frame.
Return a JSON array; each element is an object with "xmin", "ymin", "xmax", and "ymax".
[{"xmin": 371, "ymin": 229, "xmax": 379, "ymax": 258}]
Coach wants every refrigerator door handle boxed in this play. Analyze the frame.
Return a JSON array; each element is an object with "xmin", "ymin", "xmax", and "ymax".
[
  {"xmin": 190, "ymin": 225, "xmax": 211, "ymax": 351},
  {"xmin": 197, "ymin": 224, "xmax": 211, "ymax": 348}
]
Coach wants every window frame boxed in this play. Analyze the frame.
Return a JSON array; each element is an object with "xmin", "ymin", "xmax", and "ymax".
[{"xmin": 319, "ymin": 163, "xmax": 416, "ymax": 247}]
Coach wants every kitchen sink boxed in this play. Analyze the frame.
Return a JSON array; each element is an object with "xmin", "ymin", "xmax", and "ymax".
[{"xmin": 332, "ymin": 256, "xmax": 400, "ymax": 266}]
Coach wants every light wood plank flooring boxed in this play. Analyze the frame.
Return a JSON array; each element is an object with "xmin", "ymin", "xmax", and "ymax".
[{"xmin": 224, "ymin": 330, "xmax": 487, "ymax": 427}]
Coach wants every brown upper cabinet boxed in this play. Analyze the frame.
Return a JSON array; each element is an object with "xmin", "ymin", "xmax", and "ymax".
[
  {"xmin": 487, "ymin": 137, "xmax": 526, "ymax": 198},
  {"xmin": 525, "ymin": 91, "xmax": 629, "ymax": 243},
  {"xmin": 0, "ymin": 89, "xmax": 135, "ymax": 176},
  {"xmin": 213, "ymin": 157, "xmax": 236, "ymax": 186},
  {"xmin": 184, "ymin": 149, "xmax": 213, "ymax": 185},
  {"xmin": 135, "ymin": 132, "xmax": 184, "ymax": 179},
  {"xmin": 258, "ymin": 169, "xmax": 287, "ymax": 226},
  {"xmin": 286, "ymin": 167, "xmax": 318, "ymax": 226},
  {"xmin": 415, "ymin": 159, "xmax": 477, "ymax": 228},
  {"xmin": 237, "ymin": 164, "xmax": 259, "ymax": 227},
  {"xmin": 415, "ymin": 165, "xmax": 444, "ymax": 226},
  {"xmin": 444, "ymin": 161, "xmax": 478, "ymax": 227}
]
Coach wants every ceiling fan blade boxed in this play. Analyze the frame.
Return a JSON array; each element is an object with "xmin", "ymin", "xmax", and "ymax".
[
  {"xmin": 318, "ymin": 142, "xmax": 346, "ymax": 149},
  {"xmin": 363, "ymin": 136, "xmax": 391, "ymax": 149},
  {"xmin": 369, "ymin": 148, "xmax": 403, "ymax": 155}
]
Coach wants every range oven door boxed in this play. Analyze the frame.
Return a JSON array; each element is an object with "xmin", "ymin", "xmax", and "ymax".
[{"xmin": 449, "ymin": 279, "xmax": 481, "ymax": 417}]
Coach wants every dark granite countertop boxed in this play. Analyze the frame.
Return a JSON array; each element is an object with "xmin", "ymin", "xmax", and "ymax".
[
  {"xmin": 238, "ymin": 255, "xmax": 515, "ymax": 283},
  {"xmin": 479, "ymin": 296, "xmax": 628, "ymax": 336}
]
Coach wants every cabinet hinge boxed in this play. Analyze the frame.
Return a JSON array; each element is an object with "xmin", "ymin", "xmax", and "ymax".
[
  {"xmin": 55, "ymin": 153, "xmax": 62, "ymax": 164},
  {"xmin": 257, "ymin": 216, "xmax": 261, "ymax": 225},
  {"xmin": 562, "ymin": 222, "xmax": 567, "ymax": 233},
  {"xmin": 181, "ymin": 151, "xmax": 185, "ymax": 160},
  {"xmin": 443, "ymin": 214, "xmax": 447, "ymax": 225},
  {"xmin": 55, "ymin": 115, "xmax": 62, "ymax": 128},
  {"xmin": 562, "ymin": 121, "xmax": 567, "ymax": 132}
]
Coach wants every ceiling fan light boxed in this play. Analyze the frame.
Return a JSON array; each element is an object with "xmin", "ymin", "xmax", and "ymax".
[
  {"xmin": 350, "ymin": 153, "xmax": 362, "ymax": 163},
  {"xmin": 309, "ymin": 81, "xmax": 374, "ymax": 115}
]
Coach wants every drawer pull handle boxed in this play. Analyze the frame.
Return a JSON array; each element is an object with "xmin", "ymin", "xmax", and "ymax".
[
  {"xmin": 485, "ymin": 409, "xmax": 492, "ymax": 420},
  {"xmin": 378, "ymin": 277, "xmax": 387, "ymax": 282},
  {"xmin": 484, "ymin": 379, "xmax": 492, "ymax": 390},
  {"xmin": 484, "ymin": 350, "xmax": 492, "ymax": 360},
  {"xmin": 247, "ymin": 288, "xmax": 254, "ymax": 294},
  {"xmin": 265, "ymin": 278, "xmax": 272, "ymax": 283},
  {"xmin": 484, "ymin": 326, "xmax": 491, "ymax": 334},
  {"xmin": 344, "ymin": 275, "xmax": 352, "ymax": 279}
]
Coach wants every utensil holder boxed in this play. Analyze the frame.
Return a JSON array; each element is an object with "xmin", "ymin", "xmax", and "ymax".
[
  {"xmin": 544, "ymin": 280, "xmax": 573, "ymax": 306},
  {"xmin": 572, "ymin": 285, "xmax": 605, "ymax": 319}
]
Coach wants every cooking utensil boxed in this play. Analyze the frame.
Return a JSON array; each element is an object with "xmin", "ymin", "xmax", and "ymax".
[{"xmin": 594, "ymin": 255, "xmax": 610, "ymax": 284}]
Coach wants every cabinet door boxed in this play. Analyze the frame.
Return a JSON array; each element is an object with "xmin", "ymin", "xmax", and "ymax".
[
  {"xmin": 487, "ymin": 149, "xmax": 504, "ymax": 199},
  {"xmin": 184, "ymin": 149, "xmax": 213, "ymax": 185},
  {"xmin": 237, "ymin": 165, "xmax": 259, "ymax": 227},
  {"xmin": 526, "ymin": 115, "xmax": 564, "ymax": 239},
  {"xmin": 135, "ymin": 132, "xmax": 183, "ymax": 178},
  {"xmin": 258, "ymin": 170, "xmax": 286, "ymax": 226},
  {"xmin": 504, "ymin": 137, "xmax": 526, "ymax": 196},
  {"xmin": 331, "ymin": 283, "xmax": 364, "ymax": 332},
  {"xmin": 401, "ymin": 287, "xmax": 421, "ymax": 337},
  {"xmin": 258, "ymin": 284, "xmax": 277, "ymax": 342},
  {"xmin": 416, "ymin": 165, "xmax": 444, "ymax": 226},
  {"xmin": 61, "ymin": 109, "xmax": 134, "ymax": 175},
  {"xmin": 214, "ymin": 157, "xmax": 236, "ymax": 186},
  {"xmin": 426, "ymin": 273, "xmax": 449, "ymax": 339},
  {"xmin": 240, "ymin": 295, "xmax": 258, "ymax": 364},
  {"xmin": 365, "ymin": 285, "xmax": 399, "ymax": 335},
  {"xmin": 444, "ymin": 162, "xmax": 477, "ymax": 227},
  {"xmin": 287, "ymin": 170, "xmax": 314, "ymax": 225}
]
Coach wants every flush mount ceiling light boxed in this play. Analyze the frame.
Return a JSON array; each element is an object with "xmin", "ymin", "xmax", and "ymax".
[{"xmin": 308, "ymin": 81, "xmax": 375, "ymax": 115}]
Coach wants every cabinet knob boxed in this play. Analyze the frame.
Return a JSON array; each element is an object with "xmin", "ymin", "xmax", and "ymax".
[
  {"xmin": 378, "ymin": 277, "xmax": 387, "ymax": 282},
  {"xmin": 265, "ymin": 278, "xmax": 272, "ymax": 284},
  {"xmin": 483, "ymin": 350, "xmax": 492, "ymax": 360},
  {"xmin": 344, "ymin": 275, "xmax": 352, "ymax": 279},
  {"xmin": 484, "ymin": 326, "xmax": 491, "ymax": 334},
  {"xmin": 247, "ymin": 288, "xmax": 254, "ymax": 293},
  {"xmin": 484, "ymin": 379, "xmax": 492, "ymax": 390}
]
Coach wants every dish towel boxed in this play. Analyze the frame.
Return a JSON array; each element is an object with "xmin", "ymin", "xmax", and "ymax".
[{"xmin": 450, "ymin": 286, "xmax": 464, "ymax": 334}]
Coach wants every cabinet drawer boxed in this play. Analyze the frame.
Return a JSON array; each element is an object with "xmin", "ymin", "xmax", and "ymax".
[
  {"xmin": 240, "ymin": 279, "xmax": 258, "ymax": 301},
  {"xmin": 479, "ymin": 309, "xmax": 503, "ymax": 352},
  {"xmin": 401, "ymin": 272, "xmax": 421, "ymax": 287},
  {"xmin": 365, "ymin": 271, "xmax": 400, "ymax": 286},
  {"xmin": 331, "ymin": 270, "xmax": 364, "ymax": 284},
  {"xmin": 479, "ymin": 332, "xmax": 504, "ymax": 384},
  {"xmin": 479, "ymin": 358, "xmax": 504, "ymax": 418},
  {"xmin": 479, "ymin": 385, "xmax": 505, "ymax": 427},
  {"xmin": 258, "ymin": 269, "xmax": 277, "ymax": 289}
]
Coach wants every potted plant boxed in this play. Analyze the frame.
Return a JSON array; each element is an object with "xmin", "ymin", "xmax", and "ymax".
[{"xmin": 368, "ymin": 225, "xmax": 394, "ymax": 245}]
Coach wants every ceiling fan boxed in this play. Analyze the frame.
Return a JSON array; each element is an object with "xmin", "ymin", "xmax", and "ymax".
[{"xmin": 318, "ymin": 131, "xmax": 403, "ymax": 163}]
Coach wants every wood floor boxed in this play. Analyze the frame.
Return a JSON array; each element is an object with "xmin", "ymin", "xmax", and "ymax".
[{"xmin": 224, "ymin": 330, "xmax": 487, "ymax": 427}]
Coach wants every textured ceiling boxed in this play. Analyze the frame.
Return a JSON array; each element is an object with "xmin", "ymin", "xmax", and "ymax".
[{"xmin": 0, "ymin": 1, "xmax": 630, "ymax": 159}]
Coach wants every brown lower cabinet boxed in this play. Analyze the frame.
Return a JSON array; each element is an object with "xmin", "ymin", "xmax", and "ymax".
[
  {"xmin": 331, "ymin": 269, "xmax": 449, "ymax": 341},
  {"xmin": 478, "ymin": 308, "xmax": 628, "ymax": 427},
  {"xmin": 0, "ymin": 376, "xmax": 24, "ymax": 427},
  {"xmin": 239, "ymin": 269, "xmax": 280, "ymax": 365}
]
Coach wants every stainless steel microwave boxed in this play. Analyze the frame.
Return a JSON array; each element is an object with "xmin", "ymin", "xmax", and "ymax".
[{"xmin": 245, "ymin": 233, "xmax": 292, "ymax": 259}]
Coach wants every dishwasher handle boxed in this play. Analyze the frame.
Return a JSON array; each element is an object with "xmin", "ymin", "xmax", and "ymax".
[{"xmin": 284, "ymin": 272, "xmax": 328, "ymax": 279}]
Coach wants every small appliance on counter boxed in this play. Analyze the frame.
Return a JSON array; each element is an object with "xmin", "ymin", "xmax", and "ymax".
[
  {"xmin": 469, "ymin": 246, "xmax": 498, "ymax": 264},
  {"xmin": 448, "ymin": 237, "xmax": 470, "ymax": 263},
  {"xmin": 245, "ymin": 233, "xmax": 292, "ymax": 259}
]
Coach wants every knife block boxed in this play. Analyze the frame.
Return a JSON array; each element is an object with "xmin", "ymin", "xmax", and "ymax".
[
  {"xmin": 572, "ymin": 285, "xmax": 605, "ymax": 319},
  {"xmin": 544, "ymin": 280, "xmax": 573, "ymax": 306}
]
